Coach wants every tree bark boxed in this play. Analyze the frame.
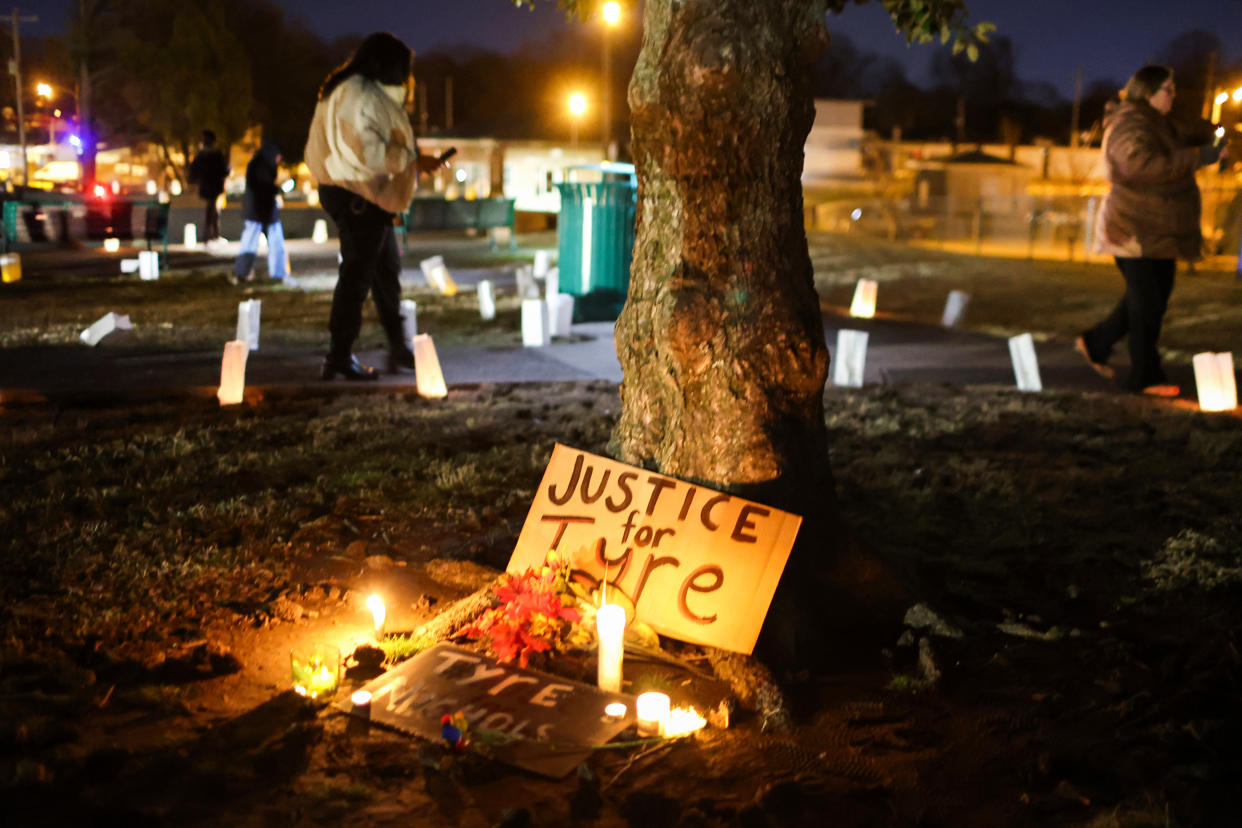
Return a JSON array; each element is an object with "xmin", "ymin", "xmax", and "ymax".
[{"xmin": 612, "ymin": 0, "xmax": 864, "ymax": 670}]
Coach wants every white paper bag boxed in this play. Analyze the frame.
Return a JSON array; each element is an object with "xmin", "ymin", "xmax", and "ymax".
[
  {"xmin": 477, "ymin": 280, "xmax": 496, "ymax": 321},
  {"xmin": 236, "ymin": 299, "xmax": 261, "ymax": 351},
  {"xmin": 522, "ymin": 298, "xmax": 549, "ymax": 347},
  {"xmin": 1008, "ymin": 333, "xmax": 1043, "ymax": 392},
  {"xmin": 941, "ymin": 290, "xmax": 970, "ymax": 327},
  {"xmin": 217, "ymin": 340, "xmax": 248, "ymax": 406},
  {"xmin": 413, "ymin": 334, "xmax": 447, "ymax": 398},
  {"xmin": 832, "ymin": 329, "xmax": 868, "ymax": 388},
  {"xmin": 80, "ymin": 312, "xmax": 132, "ymax": 346}
]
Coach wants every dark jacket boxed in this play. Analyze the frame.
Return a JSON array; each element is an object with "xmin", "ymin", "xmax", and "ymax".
[
  {"xmin": 242, "ymin": 141, "xmax": 281, "ymax": 226},
  {"xmin": 188, "ymin": 147, "xmax": 229, "ymax": 200},
  {"xmin": 1098, "ymin": 100, "xmax": 1203, "ymax": 261}
]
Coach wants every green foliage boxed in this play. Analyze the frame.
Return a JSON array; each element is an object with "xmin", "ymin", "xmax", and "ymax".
[{"xmin": 513, "ymin": 0, "xmax": 993, "ymax": 60}]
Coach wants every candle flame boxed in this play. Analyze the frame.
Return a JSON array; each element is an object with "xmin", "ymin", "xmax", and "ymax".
[
  {"xmin": 366, "ymin": 594, "xmax": 386, "ymax": 632},
  {"xmin": 1217, "ymin": 126, "xmax": 1227, "ymax": 139},
  {"xmin": 664, "ymin": 706, "xmax": 707, "ymax": 738}
]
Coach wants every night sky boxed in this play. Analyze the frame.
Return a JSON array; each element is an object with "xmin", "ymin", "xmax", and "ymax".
[{"xmin": 29, "ymin": 0, "xmax": 1242, "ymax": 97}]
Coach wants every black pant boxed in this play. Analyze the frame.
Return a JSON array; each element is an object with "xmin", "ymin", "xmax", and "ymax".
[
  {"xmin": 1080, "ymin": 257, "xmax": 1176, "ymax": 390},
  {"xmin": 318, "ymin": 185, "xmax": 407, "ymax": 361},
  {"xmin": 203, "ymin": 198, "xmax": 220, "ymax": 241}
]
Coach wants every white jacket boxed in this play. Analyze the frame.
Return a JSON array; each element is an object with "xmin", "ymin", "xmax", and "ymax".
[{"xmin": 304, "ymin": 75, "xmax": 419, "ymax": 215}]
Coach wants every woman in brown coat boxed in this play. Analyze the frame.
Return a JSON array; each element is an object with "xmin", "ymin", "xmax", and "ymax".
[{"xmin": 1077, "ymin": 64, "xmax": 1226, "ymax": 396}]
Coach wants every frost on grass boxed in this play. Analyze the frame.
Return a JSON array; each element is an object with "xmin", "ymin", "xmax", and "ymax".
[{"xmin": 1143, "ymin": 529, "xmax": 1242, "ymax": 591}]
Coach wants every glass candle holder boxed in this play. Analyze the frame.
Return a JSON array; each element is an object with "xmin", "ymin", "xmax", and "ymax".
[{"xmin": 290, "ymin": 643, "xmax": 341, "ymax": 701}]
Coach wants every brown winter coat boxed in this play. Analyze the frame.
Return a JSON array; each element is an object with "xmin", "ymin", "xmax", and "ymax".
[{"xmin": 1097, "ymin": 100, "xmax": 1203, "ymax": 261}]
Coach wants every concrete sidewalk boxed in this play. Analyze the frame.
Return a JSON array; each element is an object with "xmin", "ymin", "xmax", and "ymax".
[{"xmin": 0, "ymin": 242, "xmax": 1221, "ymax": 406}]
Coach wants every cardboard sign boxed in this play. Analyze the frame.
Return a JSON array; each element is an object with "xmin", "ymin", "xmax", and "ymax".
[
  {"xmin": 351, "ymin": 643, "xmax": 633, "ymax": 778},
  {"xmin": 509, "ymin": 445, "xmax": 801, "ymax": 654}
]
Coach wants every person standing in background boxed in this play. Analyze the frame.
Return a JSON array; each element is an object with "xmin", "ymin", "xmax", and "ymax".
[
  {"xmin": 1077, "ymin": 65, "xmax": 1226, "ymax": 397},
  {"xmin": 304, "ymin": 32, "xmax": 445, "ymax": 381},
  {"xmin": 187, "ymin": 130, "xmax": 229, "ymax": 242},
  {"xmin": 232, "ymin": 139, "xmax": 295, "ymax": 287}
]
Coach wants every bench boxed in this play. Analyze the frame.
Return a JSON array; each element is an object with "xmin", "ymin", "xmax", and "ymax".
[
  {"xmin": 1, "ymin": 197, "xmax": 170, "ymax": 256},
  {"xmin": 401, "ymin": 197, "xmax": 516, "ymax": 250}
]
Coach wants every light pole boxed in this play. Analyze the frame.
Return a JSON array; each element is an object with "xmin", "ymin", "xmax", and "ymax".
[
  {"xmin": 10, "ymin": 8, "xmax": 40, "ymax": 188},
  {"xmin": 569, "ymin": 92, "xmax": 587, "ymax": 149},
  {"xmin": 1210, "ymin": 86, "xmax": 1242, "ymax": 124},
  {"xmin": 600, "ymin": 1, "xmax": 621, "ymax": 161}
]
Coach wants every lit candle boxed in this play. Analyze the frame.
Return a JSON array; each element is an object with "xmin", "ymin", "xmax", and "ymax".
[
  {"xmin": 351, "ymin": 690, "xmax": 372, "ymax": 708},
  {"xmin": 291, "ymin": 645, "xmax": 340, "ymax": 700},
  {"xmin": 635, "ymin": 691, "xmax": 670, "ymax": 738},
  {"xmin": 367, "ymin": 594, "xmax": 386, "ymax": 639},
  {"xmin": 103, "ymin": 237, "xmax": 120, "ymax": 253},
  {"xmin": 603, "ymin": 702, "xmax": 627, "ymax": 719},
  {"xmin": 595, "ymin": 603, "xmax": 626, "ymax": 693}
]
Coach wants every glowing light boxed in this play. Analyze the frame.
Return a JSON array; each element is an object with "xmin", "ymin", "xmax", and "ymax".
[
  {"xmin": 93, "ymin": 184, "xmax": 107, "ymax": 198},
  {"xmin": 1216, "ymin": 92, "xmax": 1230, "ymax": 106},
  {"xmin": 1233, "ymin": 87, "xmax": 1242, "ymax": 103},
  {"xmin": 604, "ymin": 702, "xmax": 627, "ymax": 718},
  {"xmin": 850, "ymin": 208, "xmax": 862, "ymax": 221},
  {"xmin": 351, "ymin": 690, "xmax": 373, "ymax": 707},
  {"xmin": 636, "ymin": 692, "xmax": 670, "ymax": 737},
  {"xmin": 103, "ymin": 237, "xmax": 120, "ymax": 253},
  {"xmin": 110, "ymin": 180, "xmax": 120, "ymax": 195},
  {"xmin": 602, "ymin": 1, "xmax": 621, "ymax": 25},
  {"xmin": 146, "ymin": 180, "xmax": 157, "ymax": 195},
  {"xmin": 665, "ymin": 706, "xmax": 707, "ymax": 738},
  {"xmin": 36, "ymin": 81, "xmax": 52, "ymax": 98},
  {"xmin": 281, "ymin": 178, "xmax": 295, "ymax": 193},
  {"xmin": 367, "ymin": 594, "xmax": 386, "ymax": 636},
  {"xmin": 569, "ymin": 93, "xmax": 587, "ymax": 117},
  {"xmin": 455, "ymin": 168, "xmax": 467, "ymax": 183},
  {"xmin": 169, "ymin": 180, "xmax": 182, "ymax": 196}
]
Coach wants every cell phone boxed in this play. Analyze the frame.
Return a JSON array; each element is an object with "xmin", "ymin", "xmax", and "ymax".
[{"xmin": 437, "ymin": 148, "xmax": 457, "ymax": 164}]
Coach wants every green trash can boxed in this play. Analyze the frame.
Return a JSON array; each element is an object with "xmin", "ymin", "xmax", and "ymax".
[{"xmin": 556, "ymin": 163, "xmax": 636, "ymax": 321}]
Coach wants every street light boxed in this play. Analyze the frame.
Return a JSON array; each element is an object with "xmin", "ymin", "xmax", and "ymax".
[
  {"xmin": 600, "ymin": 1, "xmax": 621, "ymax": 161},
  {"xmin": 568, "ymin": 92, "xmax": 587, "ymax": 148},
  {"xmin": 1210, "ymin": 86, "xmax": 1242, "ymax": 124}
]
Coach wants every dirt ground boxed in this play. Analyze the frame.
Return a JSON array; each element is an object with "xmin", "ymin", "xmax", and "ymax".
[
  {"xmin": 2, "ymin": 236, "xmax": 1241, "ymax": 827},
  {"xmin": 1, "ymin": 378, "xmax": 1240, "ymax": 828}
]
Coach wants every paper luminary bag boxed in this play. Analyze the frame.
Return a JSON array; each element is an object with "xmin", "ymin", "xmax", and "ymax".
[
  {"xmin": 80, "ymin": 312, "xmax": 133, "ymax": 346},
  {"xmin": 522, "ymin": 298, "xmax": 549, "ymax": 347},
  {"xmin": 547, "ymin": 294, "xmax": 574, "ymax": 338},
  {"xmin": 477, "ymin": 280, "xmax": 496, "ymax": 321},
  {"xmin": 412, "ymin": 334, "xmax": 447, "ymax": 399},
  {"xmin": 1193, "ymin": 352, "xmax": 1237, "ymax": 412},
  {"xmin": 941, "ymin": 290, "xmax": 970, "ymax": 327},
  {"xmin": 1008, "ymin": 333, "xmax": 1042, "ymax": 392},
  {"xmin": 401, "ymin": 299, "xmax": 418, "ymax": 345},
  {"xmin": 849, "ymin": 278, "xmax": 877, "ymax": 318},
  {"xmin": 236, "ymin": 299, "xmax": 261, "ymax": 350},
  {"xmin": 507, "ymin": 444, "xmax": 802, "ymax": 654},
  {"xmin": 217, "ymin": 340, "xmax": 249, "ymax": 406},
  {"xmin": 832, "ymin": 329, "xmax": 868, "ymax": 388}
]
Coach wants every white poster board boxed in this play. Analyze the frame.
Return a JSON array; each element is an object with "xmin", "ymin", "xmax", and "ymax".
[{"xmin": 508, "ymin": 445, "xmax": 801, "ymax": 654}]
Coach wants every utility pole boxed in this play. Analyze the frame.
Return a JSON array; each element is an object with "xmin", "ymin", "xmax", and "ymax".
[
  {"xmin": 445, "ymin": 76, "xmax": 453, "ymax": 131},
  {"xmin": 1070, "ymin": 66, "xmax": 1083, "ymax": 148},
  {"xmin": 9, "ymin": 7, "xmax": 38, "ymax": 188}
]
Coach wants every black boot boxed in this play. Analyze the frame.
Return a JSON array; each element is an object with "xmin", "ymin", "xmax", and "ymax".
[
  {"xmin": 388, "ymin": 346, "xmax": 415, "ymax": 374},
  {"xmin": 322, "ymin": 354, "xmax": 379, "ymax": 381}
]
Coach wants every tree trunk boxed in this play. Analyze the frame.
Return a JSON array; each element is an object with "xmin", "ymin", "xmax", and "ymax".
[{"xmin": 612, "ymin": 0, "xmax": 878, "ymax": 672}]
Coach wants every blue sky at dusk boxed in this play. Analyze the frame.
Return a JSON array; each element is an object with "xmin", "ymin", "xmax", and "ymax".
[{"xmin": 29, "ymin": 0, "xmax": 1242, "ymax": 98}]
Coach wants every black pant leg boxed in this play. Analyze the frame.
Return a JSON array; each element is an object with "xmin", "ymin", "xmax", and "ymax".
[
  {"xmin": 322, "ymin": 189, "xmax": 390, "ymax": 361},
  {"xmin": 1118, "ymin": 257, "xmax": 1176, "ymax": 390},
  {"xmin": 369, "ymin": 225, "xmax": 408, "ymax": 351}
]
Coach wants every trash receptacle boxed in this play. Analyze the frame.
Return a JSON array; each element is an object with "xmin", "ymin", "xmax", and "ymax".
[{"xmin": 556, "ymin": 163, "xmax": 636, "ymax": 321}]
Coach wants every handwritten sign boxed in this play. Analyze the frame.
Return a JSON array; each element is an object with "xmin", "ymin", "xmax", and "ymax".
[
  {"xmin": 351, "ymin": 643, "xmax": 633, "ymax": 778},
  {"xmin": 509, "ymin": 444, "xmax": 801, "ymax": 654}
]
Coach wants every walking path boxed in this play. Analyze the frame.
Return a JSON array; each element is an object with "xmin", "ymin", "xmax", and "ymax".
[{"xmin": 0, "ymin": 241, "xmax": 1222, "ymax": 405}]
